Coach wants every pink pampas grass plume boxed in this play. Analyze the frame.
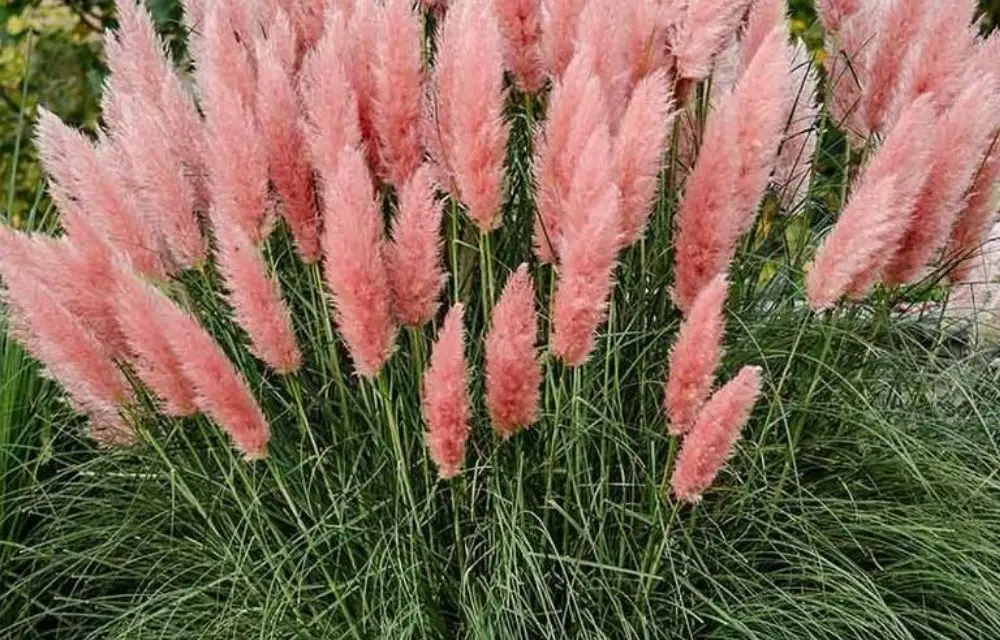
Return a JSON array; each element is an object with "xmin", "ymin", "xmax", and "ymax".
[
  {"xmin": 806, "ymin": 98, "xmax": 938, "ymax": 309},
  {"xmin": 423, "ymin": 303, "xmax": 471, "ymax": 479},
  {"xmin": 540, "ymin": 0, "xmax": 587, "ymax": 79},
  {"xmin": 288, "ymin": 0, "xmax": 332, "ymax": 65},
  {"xmin": 533, "ymin": 47, "xmax": 608, "ymax": 263},
  {"xmin": 665, "ymin": 274, "xmax": 728, "ymax": 436},
  {"xmin": 814, "ymin": 0, "xmax": 861, "ymax": 34},
  {"xmin": 948, "ymin": 151, "xmax": 1000, "ymax": 284},
  {"xmin": 111, "ymin": 265, "xmax": 198, "ymax": 416},
  {"xmin": 614, "ymin": 69, "xmax": 674, "ymax": 247},
  {"xmin": 373, "ymin": 0, "xmax": 426, "ymax": 188},
  {"xmin": 346, "ymin": 0, "xmax": 381, "ymax": 174},
  {"xmin": 255, "ymin": 12, "xmax": 321, "ymax": 263},
  {"xmin": 883, "ymin": 78, "xmax": 1000, "ymax": 286},
  {"xmin": 212, "ymin": 213, "xmax": 303, "ymax": 374},
  {"xmin": 674, "ymin": 0, "xmax": 753, "ymax": 81},
  {"xmin": 386, "ymin": 165, "xmax": 446, "ymax": 328},
  {"xmin": 575, "ymin": 0, "xmax": 630, "ymax": 122},
  {"xmin": 773, "ymin": 45, "xmax": 819, "ymax": 210},
  {"xmin": 428, "ymin": 0, "xmax": 510, "ymax": 231},
  {"xmin": 623, "ymin": 0, "xmax": 672, "ymax": 90},
  {"xmin": 495, "ymin": 0, "xmax": 546, "ymax": 94},
  {"xmin": 739, "ymin": 0, "xmax": 786, "ymax": 73},
  {"xmin": 486, "ymin": 264, "xmax": 542, "ymax": 438},
  {"xmin": 671, "ymin": 365, "xmax": 763, "ymax": 503},
  {"xmin": 824, "ymin": 4, "xmax": 881, "ymax": 143},
  {"xmin": 196, "ymin": 1, "xmax": 256, "ymax": 117},
  {"xmin": 322, "ymin": 147, "xmax": 398, "ymax": 378}
]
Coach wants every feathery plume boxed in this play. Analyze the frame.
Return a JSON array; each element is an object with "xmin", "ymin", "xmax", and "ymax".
[
  {"xmin": 387, "ymin": 166, "xmax": 446, "ymax": 328},
  {"xmin": 614, "ymin": 69, "xmax": 674, "ymax": 247},
  {"xmin": 806, "ymin": 98, "xmax": 938, "ymax": 309},
  {"xmin": 195, "ymin": 1, "xmax": 256, "ymax": 116},
  {"xmin": 814, "ymin": 0, "xmax": 861, "ymax": 35},
  {"xmin": 575, "ymin": 0, "xmax": 630, "ymax": 122},
  {"xmin": 322, "ymin": 147, "xmax": 398, "ymax": 378},
  {"xmin": 255, "ymin": 11, "xmax": 321, "ymax": 263},
  {"xmin": 671, "ymin": 365, "xmax": 763, "ymax": 503},
  {"xmin": 673, "ymin": 0, "xmax": 753, "ymax": 81},
  {"xmin": 948, "ymin": 150, "xmax": 1000, "ymax": 284},
  {"xmin": 288, "ymin": 0, "xmax": 331, "ymax": 65},
  {"xmin": 540, "ymin": 0, "xmax": 587, "ymax": 79},
  {"xmin": 665, "ymin": 274, "xmax": 728, "ymax": 436},
  {"xmin": 495, "ymin": 0, "xmax": 546, "ymax": 94},
  {"xmin": 346, "ymin": 0, "xmax": 381, "ymax": 173},
  {"xmin": 373, "ymin": 0, "xmax": 426, "ymax": 188},
  {"xmin": 884, "ymin": 79, "xmax": 1000, "ymax": 285},
  {"xmin": 773, "ymin": 44, "xmax": 819, "ymax": 210},
  {"xmin": 824, "ymin": 4, "xmax": 880, "ymax": 143},
  {"xmin": 429, "ymin": 0, "xmax": 510, "ymax": 231},
  {"xmin": 423, "ymin": 303, "xmax": 471, "ymax": 479},
  {"xmin": 624, "ymin": 0, "xmax": 671, "ymax": 90},
  {"xmin": 486, "ymin": 265, "xmax": 542, "ymax": 438},
  {"xmin": 740, "ymin": 0, "xmax": 786, "ymax": 73}
]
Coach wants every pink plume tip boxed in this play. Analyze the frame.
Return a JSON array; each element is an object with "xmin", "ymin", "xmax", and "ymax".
[
  {"xmin": 495, "ymin": 0, "xmax": 546, "ymax": 94},
  {"xmin": 540, "ymin": 0, "xmax": 587, "ymax": 80},
  {"xmin": 674, "ymin": 0, "xmax": 753, "ymax": 81},
  {"xmin": 423, "ymin": 303, "xmax": 472, "ymax": 479}
]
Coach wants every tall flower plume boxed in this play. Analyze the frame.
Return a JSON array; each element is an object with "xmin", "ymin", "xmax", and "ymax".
[
  {"xmin": 540, "ymin": 0, "xmax": 587, "ymax": 80},
  {"xmin": 574, "ymin": 0, "xmax": 630, "ymax": 122},
  {"xmin": 673, "ymin": 0, "xmax": 753, "ymax": 81},
  {"xmin": 814, "ymin": 0, "xmax": 862, "ymax": 35},
  {"xmin": 948, "ymin": 150, "xmax": 1000, "ymax": 283},
  {"xmin": 665, "ymin": 274, "xmax": 728, "ymax": 436},
  {"xmin": 671, "ymin": 365, "xmax": 763, "ymax": 503},
  {"xmin": 824, "ymin": 4, "xmax": 880, "ymax": 143},
  {"xmin": 322, "ymin": 147, "xmax": 398, "ymax": 378},
  {"xmin": 373, "ymin": 0, "xmax": 426, "ymax": 188},
  {"xmin": 623, "ymin": 0, "xmax": 672, "ymax": 90},
  {"xmin": 255, "ymin": 10, "xmax": 321, "ymax": 263},
  {"xmin": 486, "ymin": 265, "xmax": 542, "ymax": 438},
  {"xmin": 739, "ymin": 0, "xmax": 786, "ymax": 73},
  {"xmin": 423, "ymin": 303, "xmax": 471, "ymax": 479},
  {"xmin": 346, "ymin": 1, "xmax": 382, "ymax": 174},
  {"xmin": 495, "ymin": 0, "xmax": 546, "ymax": 94},
  {"xmin": 429, "ymin": 0, "xmax": 510, "ymax": 231},
  {"xmin": 806, "ymin": 98, "xmax": 938, "ymax": 309},
  {"xmin": 773, "ymin": 44, "xmax": 819, "ymax": 210},
  {"xmin": 386, "ymin": 165, "xmax": 446, "ymax": 328}
]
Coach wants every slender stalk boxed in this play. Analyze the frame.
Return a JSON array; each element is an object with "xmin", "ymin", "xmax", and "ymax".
[
  {"xmin": 450, "ymin": 199, "xmax": 462, "ymax": 302},
  {"xmin": 378, "ymin": 374, "xmax": 418, "ymax": 517}
]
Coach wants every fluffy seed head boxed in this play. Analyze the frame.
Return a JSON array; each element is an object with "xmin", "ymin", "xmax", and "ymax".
[{"xmin": 423, "ymin": 303, "xmax": 472, "ymax": 479}]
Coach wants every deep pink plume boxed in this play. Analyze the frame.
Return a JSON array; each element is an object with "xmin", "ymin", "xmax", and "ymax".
[
  {"xmin": 373, "ymin": 0, "xmax": 426, "ymax": 188},
  {"xmin": 614, "ymin": 69, "xmax": 674, "ymax": 247},
  {"xmin": 671, "ymin": 365, "xmax": 763, "ymax": 503},
  {"xmin": 255, "ymin": 11, "xmax": 321, "ymax": 263},
  {"xmin": 884, "ymin": 78, "xmax": 1000, "ymax": 285},
  {"xmin": 495, "ymin": 0, "xmax": 546, "ymax": 94},
  {"xmin": 540, "ymin": 0, "xmax": 587, "ymax": 79},
  {"xmin": 665, "ymin": 274, "xmax": 728, "ymax": 436},
  {"xmin": 486, "ymin": 264, "xmax": 542, "ymax": 438},
  {"xmin": 322, "ymin": 147, "xmax": 398, "ymax": 378},
  {"xmin": 423, "ymin": 303, "xmax": 471, "ymax": 479},
  {"xmin": 429, "ymin": 0, "xmax": 510, "ymax": 231},
  {"xmin": 948, "ymin": 150, "xmax": 1000, "ymax": 284},
  {"xmin": 806, "ymin": 98, "xmax": 938, "ymax": 309},
  {"xmin": 673, "ymin": 0, "xmax": 753, "ymax": 81},
  {"xmin": 387, "ymin": 165, "xmax": 446, "ymax": 328},
  {"xmin": 814, "ymin": 0, "xmax": 861, "ymax": 34}
]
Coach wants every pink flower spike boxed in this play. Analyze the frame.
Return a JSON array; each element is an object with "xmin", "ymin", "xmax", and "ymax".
[
  {"xmin": 824, "ymin": 4, "xmax": 881, "ymax": 144},
  {"xmin": 623, "ymin": 0, "xmax": 671, "ymax": 90},
  {"xmin": 806, "ymin": 98, "xmax": 938, "ymax": 309},
  {"xmin": 486, "ymin": 264, "xmax": 542, "ymax": 438},
  {"xmin": 373, "ymin": 0, "xmax": 426, "ymax": 188},
  {"xmin": 347, "ymin": 0, "xmax": 381, "ymax": 175},
  {"xmin": 255, "ymin": 11, "xmax": 321, "ymax": 263},
  {"xmin": 212, "ymin": 213, "xmax": 303, "ymax": 374},
  {"xmin": 814, "ymin": 0, "xmax": 861, "ymax": 34},
  {"xmin": 773, "ymin": 44, "xmax": 820, "ymax": 210},
  {"xmin": 429, "ymin": 0, "xmax": 510, "ymax": 231},
  {"xmin": 540, "ymin": 0, "xmax": 587, "ymax": 80},
  {"xmin": 387, "ymin": 165, "xmax": 446, "ymax": 328},
  {"xmin": 423, "ymin": 303, "xmax": 472, "ymax": 479},
  {"xmin": 740, "ymin": 0, "xmax": 786, "ymax": 74},
  {"xmin": 574, "ymin": 0, "xmax": 630, "ymax": 122},
  {"xmin": 495, "ymin": 0, "xmax": 546, "ymax": 94},
  {"xmin": 674, "ymin": 0, "xmax": 753, "ymax": 81},
  {"xmin": 614, "ymin": 69, "xmax": 674, "ymax": 248},
  {"xmin": 948, "ymin": 150, "xmax": 1000, "ymax": 284},
  {"xmin": 671, "ymin": 365, "xmax": 763, "ymax": 503},
  {"xmin": 322, "ymin": 147, "xmax": 398, "ymax": 378},
  {"xmin": 665, "ymin": 274, "xmax": 729, "ymax": 436}
]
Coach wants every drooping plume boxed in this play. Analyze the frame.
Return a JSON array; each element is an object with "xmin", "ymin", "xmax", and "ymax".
[
  {"xmin": 423, "ymin": 303, "xmax": 471, "ymax": 479},
  {"xmin": 671, "ymin": 365, "xmax": 763, "ymax": 503},
  {"xmin": 824, "ymin": 4, "xmax": 880, "ymax": 143},
  {"xmin": 495, "ymin": 0, "xmax": 546, "ymax": 94},
  {"xmin": 373, "ymin": 0, "xmax": 426, "ymax": 188},
  {"xmin": 673, "ymin": 0, "xmax": 753, "ymax": 81},
  {"xmin": 428, "ymin": 0, "xmax": 510, "ymax": 231},
  {"xmin": 806, "ymin": 98, "xmax": 938, "ymax": 309},
  {"xmin": 486, "ymin": 265, "xmax": 542, "ymax": 438},
  {"xmin": 255, "ymin": 11, "xmax": 321, "ymax": 263},
  {"xmin": 665, "ymin": 274, "xmax": 729, "ymax": 436},
  {"xmin": 948, "ymin": 150, "xmax": 1000, "ymax": 283},
  {"xmin": 540, "ymin": 0, "xmax": 587, "ymax": 79},
  {"xmin": 322, "ymin": 147, "xmax": 398, "ymax": 378},
  {"xmin": 386, "ymin": 165, "xmax": 446, "ymax": 328}
]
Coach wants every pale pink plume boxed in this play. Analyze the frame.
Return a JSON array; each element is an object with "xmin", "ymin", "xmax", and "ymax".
[
  {"xmin": 373, "ymin": 0, "xmax": 426, "ymax": 188},
  {"xmin": 814, "ymin": 0, "xmax": 861, "ymax": 34},
  {"xmin": 806, "ymin": 98, "xmax": 938, "ymax": 309},
  {"xmin": 623, "ymin": 0, "xmax": 672, "ymax": 90},
  {"xmin": 540, "ymin": 0, "xmax": 587, "ymax": 79},
  {"xmin": 195, "ymin": 1, "xmax": 257, "ymax": 118},
  {"xmin": 495, "ymin": 0, "xmax": 546, "ymax": 94},
  {"xmin": 423, "ymin": 303, "xmax": 471, "ymax": 479},
  {"xmin": 884, "ymin": 78, "xmax": 1000, "ymax": 286},
  {"xmin": 322, "ymin": 147, "xmax": 398, "ymax": 378},
  {"xmin": 614, "ymin": 69, "xmax": 674, "ymax": 247},
  {"xmin": 155, "ymin": 294, "xmax": 271, "ymax": 459},
  {"xmin": 665, "ymin": 274, "xmax": 728, "ymax": 436},
  {"xmin": 255, "ymin": 11, "xmax": 321, "ymax": 263},
  {"xmin": 429, "ymin": 0, "xmax": 510, "ymax": 231},
  {"xmin": 386, "ymin": 165, "xmax": 446, "ymax": 328},
  {"xmin": 35, "ymin": 109, "xmax": 166, "ymax": 277},
  {"xmin": 533, "ymin": 47, "xmax": 608, "ymax": 263},
  {"xmin": 739, "ymin": 0, "xmax": 786, "ymax": 73},
  {"xmin": 673, "ymin": 0, "xmax": 753, "ymax": 81},
  {"xmin": 550, "ymin": 125, "xmax": 621, "ymax": 366},
  {"xmin": 212, "ymin": 213, "xmax": 303, "ymax": 374},
  {"xmin": 574, "ymin": 0, "xmax": 630, "ymax": 122},
  {"xmin": 948, "ymin": 150, "xmax": 1000, "ymax": 284},
  {"xmin": 486, "ymin": 264, "xmax": 542, "ymax": 438},
  {"xmin": 824, "ymin": 4, "xmax": 881, "ymax": 143},
  {"xmin": 773, "ymin": 44, "xmax": 819, "ymax": 210},
  {"xmin": 671, "ymin": 365, "xmax": 763, "ymax": 503},
  {"xmin": 111, "ymin": 264, "xmax": 198, "ymax": 416}
]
